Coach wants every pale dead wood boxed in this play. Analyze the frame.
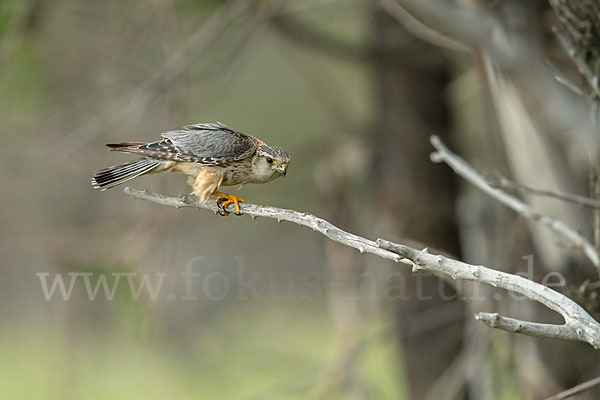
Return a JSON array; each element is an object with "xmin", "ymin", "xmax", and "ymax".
[
  {"xmin": 430, "ymin": 136, "xmax": 600, "ymax": 274},
  {"xmin": 545, "ymin": 375, "xmax": 600, "ymax": 400},
  {"xmin": 489, "ymin": 175, "xmax": 600, "ymax": 209},
  {"xmin": 124, "ymin": 187, "xmax": 600, "ymax": 348}
]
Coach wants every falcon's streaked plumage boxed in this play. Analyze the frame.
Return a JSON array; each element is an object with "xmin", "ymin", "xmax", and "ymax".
[{"xmin": 91, "ymin": 122, "xmax": 290, "ymax": 215}]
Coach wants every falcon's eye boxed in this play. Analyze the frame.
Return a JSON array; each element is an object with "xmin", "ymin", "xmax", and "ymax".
[{"xmin": 266, "ymin": 157, "xmax": 274, "ymax": 164}]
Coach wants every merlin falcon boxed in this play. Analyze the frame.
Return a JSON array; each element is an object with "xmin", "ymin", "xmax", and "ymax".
[{"xmin": 91, "ymin": 122, "xmax": 290, "ymax": 215}]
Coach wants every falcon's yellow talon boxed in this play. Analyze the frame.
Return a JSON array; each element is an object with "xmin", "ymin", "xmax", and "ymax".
[{"xmin": 214, "ymin": 191, "xmax": 245, "ymax": 215}]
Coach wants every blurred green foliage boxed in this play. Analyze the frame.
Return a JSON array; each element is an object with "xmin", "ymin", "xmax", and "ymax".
[
  {"xmin": 0, "ymin": 0, "xmax": 412, "ymax": 398},
  {"xmin": 0, "ymin": 302, "xmax": 406, "ymax": 399}
]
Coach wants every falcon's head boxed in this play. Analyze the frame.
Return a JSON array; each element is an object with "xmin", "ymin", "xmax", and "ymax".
[{"xmin": 251, "ymin": 145, "xmax": 290, "ymax": 183}]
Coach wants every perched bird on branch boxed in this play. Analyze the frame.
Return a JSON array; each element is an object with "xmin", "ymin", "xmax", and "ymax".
[{"xmin": 91, "ymin": 122, "xmax": 290, "ymax": 215}]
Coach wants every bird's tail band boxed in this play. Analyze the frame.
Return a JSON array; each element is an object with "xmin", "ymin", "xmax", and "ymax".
[{"xmin": 91, "ymin": 157, "xmax": 161, "ymax": 190}]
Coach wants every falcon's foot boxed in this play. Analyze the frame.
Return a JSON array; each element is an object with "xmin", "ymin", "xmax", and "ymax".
[{"xmin": 214, "ymin": 191, "xmax": 245, "ymax": 216}]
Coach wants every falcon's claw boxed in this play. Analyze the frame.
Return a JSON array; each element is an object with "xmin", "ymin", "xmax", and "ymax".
[
  {"xmin": 214, "ymin": 191, "xmax": 245, "ymax": 216},
  {"xmin": 216, "ymin": 198, "xmax": 230, "ymax": 216}
]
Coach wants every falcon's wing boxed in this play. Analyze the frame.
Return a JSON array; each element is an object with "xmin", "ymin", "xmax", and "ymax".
[{"xmin": 161, "ymin": 122, "xmax": 258, "ymax": 164}]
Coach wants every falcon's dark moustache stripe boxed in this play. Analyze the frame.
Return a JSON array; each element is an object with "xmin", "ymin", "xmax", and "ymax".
[{"xmin": 91, "ymin": 157, "xmax": 161, "ymax": 190}]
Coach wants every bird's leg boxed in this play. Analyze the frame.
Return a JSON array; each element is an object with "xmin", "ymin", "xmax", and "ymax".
[{"xmin": 214, "ymin": 191, "xmax": 245, "ymax": 216}]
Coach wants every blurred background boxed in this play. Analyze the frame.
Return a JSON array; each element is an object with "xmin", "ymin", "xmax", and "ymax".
[{"xmin": 2, "ymin": 0, "xmax": 600, "ymax": 399}]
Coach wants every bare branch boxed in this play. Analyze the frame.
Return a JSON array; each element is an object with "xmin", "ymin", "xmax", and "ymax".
[
  {"xmin": 393, "ymin": 0, "xmax": 600, "ymax": 166},
  {"xmin": 543, "ymin": 61, "xmax": 585, "ymax": 97},
  {"xmin": 545, "ymin": 375, "xmax": 600, "ymax": 400},
  {"xmin": 66, "ymin": 0, "xmax": 260, "ymax": 151},
  {"xmin": 269, "ymin": 12, "xmax": 368, "ymax": 63},
  {"xmin": 124, "ymin": 187, "xmax": 600, "ymax": 348},
  {"xmin": 429, "ymin": 136, "xmax": 600, "ymax": 274},
  {"xmin": 376, "ymin": 0, "xmax": 469, "ymax": 53},
  {"xmin": 489, "ymin": 175, "xmax": 600, "ymax": 209},
  {"xmin": 123, "ymin": 187, "xmax": 409, "ymax": 265},
  {"xmin": 376, "ymin": 239, "xmax": 600, "ymax": 349},
  {"xmin": 547, "ymin": 0, "xmax": 600, "ymax": 100},
  {"xmin": 553, "ymin": 27, "xmax": 600, "ymax": 100},
  {"xmin": 474, "ymin": 313, "xmax": 585, "ymax": 342}
]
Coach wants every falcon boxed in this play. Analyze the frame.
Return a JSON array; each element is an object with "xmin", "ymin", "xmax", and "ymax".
[{"xmin": 91, "ymin": 122, "xmax": 290, "ymax": 215}]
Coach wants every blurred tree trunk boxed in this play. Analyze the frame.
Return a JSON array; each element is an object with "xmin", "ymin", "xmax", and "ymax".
[
  {"xmin": 481, "ymin": 1, "xmax": 600, "ymax": 397},
  {"xmin": 368, "ymin": 7, "xmax": 466, "ymax": 399}
]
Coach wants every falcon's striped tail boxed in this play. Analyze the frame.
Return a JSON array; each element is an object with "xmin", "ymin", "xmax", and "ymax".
[{"xmin": 91, "ymin": 157, "xmax": 161, "ymax": 190}]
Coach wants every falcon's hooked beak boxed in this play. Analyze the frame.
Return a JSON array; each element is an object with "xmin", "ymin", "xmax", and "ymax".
[{"xmin": 276, "ymin": 164, "xmax": 287, "ymax": 176}]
